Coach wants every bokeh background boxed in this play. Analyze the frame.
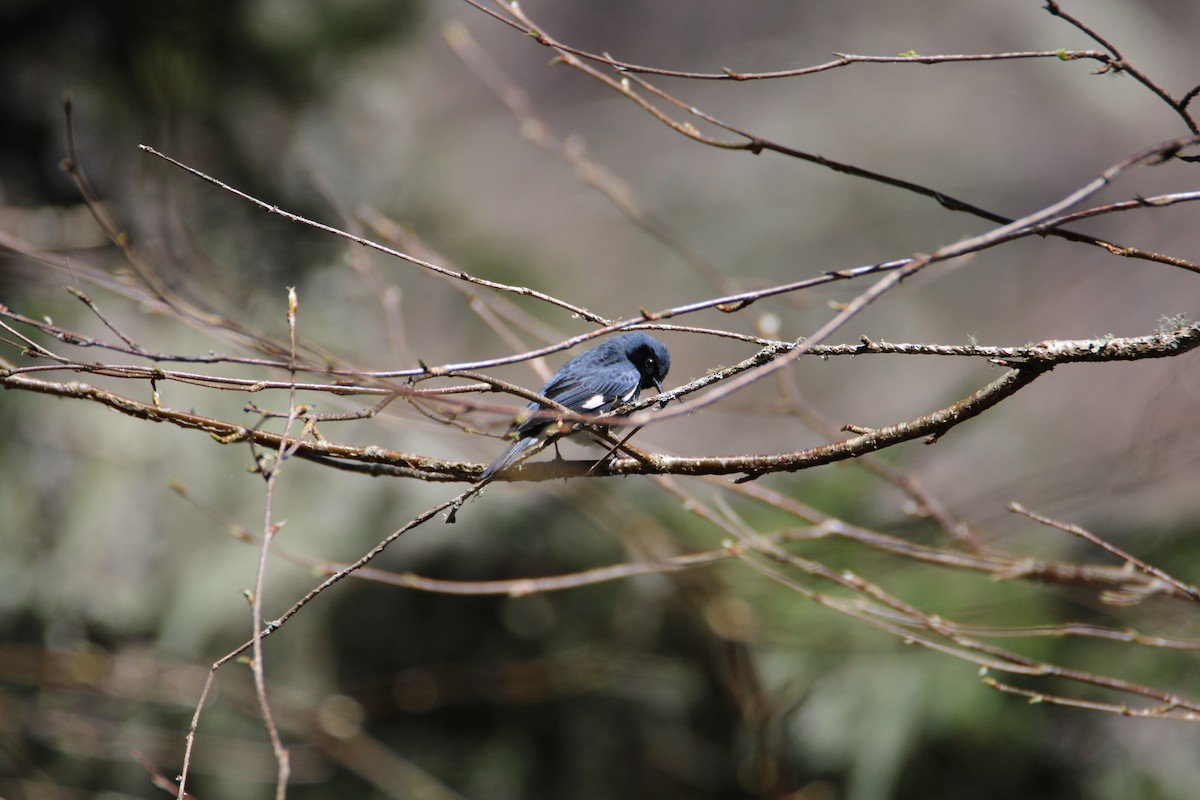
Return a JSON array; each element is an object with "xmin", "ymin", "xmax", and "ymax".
[{"xmin": 2, "ymin": 1, "xmax": 1199, "ymax": 798}]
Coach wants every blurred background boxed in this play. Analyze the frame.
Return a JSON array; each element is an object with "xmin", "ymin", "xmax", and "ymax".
[{"xmin": 2, "ymin": 0, "xmax": 1199, "ymax": 798}]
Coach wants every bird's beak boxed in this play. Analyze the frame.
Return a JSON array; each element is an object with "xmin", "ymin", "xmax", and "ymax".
[{"xmin": 653, "ymin": 378, "xmax": 664, "ymax": 394}]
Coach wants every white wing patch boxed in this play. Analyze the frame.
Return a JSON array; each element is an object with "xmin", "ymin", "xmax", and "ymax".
[{"xmin": 580, "ymin": 393, "xmax": 607, "ymax": 410}]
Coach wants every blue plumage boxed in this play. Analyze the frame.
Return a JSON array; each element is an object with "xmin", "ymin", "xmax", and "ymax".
[{"xmin": 479, "ymin": 332, "xmax": 671, "ymax": 481}]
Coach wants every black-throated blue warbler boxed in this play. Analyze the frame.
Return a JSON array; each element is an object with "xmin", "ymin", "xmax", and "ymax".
[{"xmin": 479, "ymin": 332, "xmax": 671, "ymax": 481}]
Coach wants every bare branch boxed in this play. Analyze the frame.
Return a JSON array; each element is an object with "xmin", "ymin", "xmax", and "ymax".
[
  {"xmin": 138, "ymin": 145, "xmax": 609, "ymax": 325},
  {"xmin": 1010, "ymin": 502, "xmax": 1200, "ymax": 603}
]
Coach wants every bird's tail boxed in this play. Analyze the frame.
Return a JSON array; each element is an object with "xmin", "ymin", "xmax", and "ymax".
[{"xmin": 478, "ymin": 436, "xmax": 538, "ymax": 482}]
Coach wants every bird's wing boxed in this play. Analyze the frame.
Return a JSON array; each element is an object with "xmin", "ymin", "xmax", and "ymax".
[
  {"xmin": 511, "ymin": 361, "xmax": 641, "ymax": 439},
  {"xmin": 545, "ymin": 360, "xmax": 642, "ymax": 413}
]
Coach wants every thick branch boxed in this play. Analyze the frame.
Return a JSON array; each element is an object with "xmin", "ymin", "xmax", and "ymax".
[
  {"xmin": 4, "ymin": 323, "xmax": 1196, "ymax": 483},
  {"xmin": 507, "ymin": 363, "xmax": 1048, "ymax": 482}
]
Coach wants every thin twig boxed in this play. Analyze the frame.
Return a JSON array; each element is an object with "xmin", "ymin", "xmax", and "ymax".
[
  {"xmin": 177, "ymin": 491, "xmax": 467, "ymax": 796},
  {"xmin": 656, "ymin": 480, "xmax": 1200, "ymax": 718},
  {"xmin": 139, "ymin": 145, "xmax": 608, "ymax": 325},
  {"xmin": 495, "ymin": 1, "xmax": 1199, "ymax": 271},
  {"xmin": 248, "ymin": 288, "xmax": 304, "ymax": 800},
  {"xmin": 1010, "ymin": 502, "xmax": 1200, "ymax": 603},
  {"xmin": 462, "ymin": 0, "xmax": 1112, "ymax": 81},
  {"xmin": 1044, "ymin": 0, "xmax": 1197, "ymax": 133},
  {"xmin": 444, "ymin": 20, "xmax": 740, "ymax": 298}
]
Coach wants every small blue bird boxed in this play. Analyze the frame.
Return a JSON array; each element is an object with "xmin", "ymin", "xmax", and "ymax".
[{"xmin": 479, "ymin": 332, "xmax": 671, "ymax": 481}]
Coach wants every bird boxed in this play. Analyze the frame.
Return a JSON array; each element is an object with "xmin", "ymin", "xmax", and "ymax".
[{"xmin": 479, "ymin": 332, "xmax": 671, "ymax": 481}]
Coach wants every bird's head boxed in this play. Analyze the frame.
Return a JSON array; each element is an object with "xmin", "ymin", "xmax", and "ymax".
[{"xmin": 620, "ymin": 333, "xmax": 671, "ymax": 393}]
